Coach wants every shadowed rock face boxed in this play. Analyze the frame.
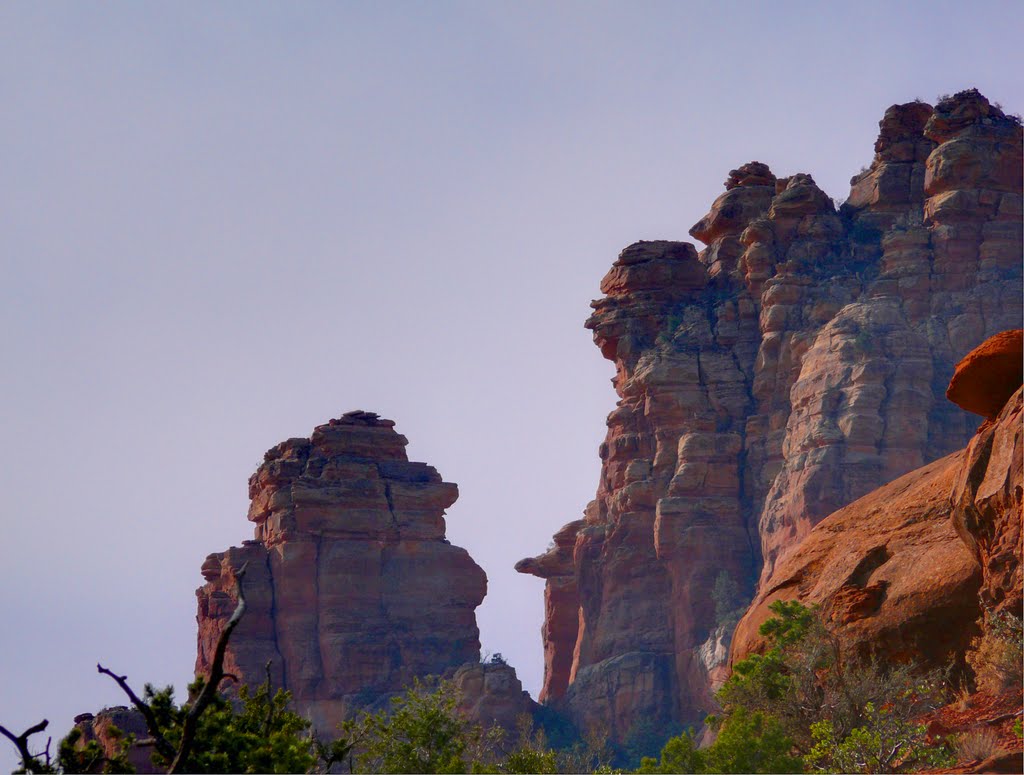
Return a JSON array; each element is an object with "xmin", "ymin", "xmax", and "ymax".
[
  {"xmin": 195, "ymin": 410, "xmax": 489, "ymax": 736},
  {"xmin": 519, "ymin": 91, "xmax": 1022, "ymax": 740}
]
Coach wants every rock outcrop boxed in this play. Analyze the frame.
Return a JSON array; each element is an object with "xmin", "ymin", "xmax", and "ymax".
[
  {"xmin": 519, "ymin": 90, "xmax": 1022, "ymax": 740},
  {"xmin": 447, "ymin": 662, "xmax": 538, "ymax": 732},
  {"xmin": 948, "ymin": 333, "xmax": 1023, "ymax": 618},
  {"xmin": 946, "ymin": 329, "xmax": 1023, "ymax": 421},
  {"xmin": 730, "ymin": 448, "xmax": 984, "ymax": 667},
  {"xmin": 196, "ymin": 411, "xmax": 491, "ymax": 736},
  {"xmin": 733, "ymin": 330, "xmax": 1023, "ymax": 670},
  {"xmin": 70, "ymin": 709, "xmax": 159, "ymax": 774}
]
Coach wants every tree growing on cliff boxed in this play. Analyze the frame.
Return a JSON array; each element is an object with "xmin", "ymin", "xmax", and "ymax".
[
  {"xmin": 718, "ymin": 601, "xmax": 951, "ymax": 772},
  {"xmin": 344, "ymin": 678, "xmax": 486, "ymax": 774},
  {"xmin": 637, "ymin": 602, "xmax": 956, "ymax": 774}
]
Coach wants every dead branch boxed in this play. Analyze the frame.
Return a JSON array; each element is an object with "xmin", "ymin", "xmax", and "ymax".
[
  {"xmin": 168, "ymin": 561, "xmax": 248, "ymax": 773},
  {"xmin": 96, "ymin": 663, "xmax": 176, "ymax": 761},
  {"xmin": 0, "ymin": 719, "xmax": 50, "ymax": 774},
  {"xmin": 980, "ymin": 709, "xmax": 1023, "ymax": 725}
]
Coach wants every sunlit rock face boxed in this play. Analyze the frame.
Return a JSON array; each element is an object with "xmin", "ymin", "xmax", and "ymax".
[
  {"xmin": 732, "ymin": 330, "xmax": 1023, "ymax": 673},
  {"xmin": 518, "ymin": 90, "xmax": 1022, "ymax": 742},
  {"xmin": 195, "ymin": 410, "xmax": 489, "ymax": 736},
  {"xmin": 947, "ymin": 332, "xmax": 1023, "ymax": 620}
]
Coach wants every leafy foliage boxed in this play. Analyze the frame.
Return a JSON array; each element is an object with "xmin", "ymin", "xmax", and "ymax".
[
  {"xmin": 136, "ymin": 676, "xmax": 318, "ymax": 773},
  {"xmin": 703, "ymin": 708, "xmax": 803, "ymax": 774},
  {"xmin": 635, "ymin": 710, "xmax": 801, "ymax": 775},
  {"xmin": 57, "ymin": 727, "xmax": 133, "ymax": 774},
  {"xmin": 805, "ymin": 703, "xmax": 952, "ymax": 774},
  {"xmin": 346, "ymin": 678, "xmax": 484, "ymax": 774},
  {"xmin": 636, "ymin": 729, "xmax": 701, "ymax": 774},
  {"xmin": 716, "ymin": 599, "xmax": 949, "ymax": 762},
  {"xmin": 639, "ymin": 602, "xmax": 957, "ymax": 774}
]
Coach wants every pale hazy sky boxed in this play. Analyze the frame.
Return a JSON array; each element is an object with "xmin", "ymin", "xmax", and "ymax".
[{"xmin": 2, "ymin": 1, "xmax": 1022, "ymax": 769}]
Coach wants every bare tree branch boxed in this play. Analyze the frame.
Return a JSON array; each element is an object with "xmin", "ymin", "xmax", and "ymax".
[
  {"xmin": 96, "ymin": 663, "xmax": 176, "ymax": 761},
  {"xmin": 0, "ymin": 719, "xmax": 50, "ymax": 774},
  {"xmin": 168, "ymin": 561, "xmax": 248, "ymax": 774}
]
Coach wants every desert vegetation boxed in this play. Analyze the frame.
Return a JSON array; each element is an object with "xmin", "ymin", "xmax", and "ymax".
[{"xmin": 11, "ymin": 598, "xmax": 1022, "ymax": 774}]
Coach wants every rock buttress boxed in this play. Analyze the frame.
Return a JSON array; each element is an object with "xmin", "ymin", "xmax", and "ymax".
[
  {"xmin": 196, "ymin": 411, "xmax": 488, "ymax": 736},
  {"xmin": 519, "ymin": 91, "xmax": 1023, "ymax": 742}
]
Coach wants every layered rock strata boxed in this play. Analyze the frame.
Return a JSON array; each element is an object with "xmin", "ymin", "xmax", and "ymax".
[
  {"xmin": 732, "ymin": 330, "xmax": 1023, "ymax": 668},
  {"xmin": 196, "ymin": 411, "xmax": 489, "ymax": 735},
  {"xmin": 519, "ymin": 90, "xmax": 1022, "ymax": 740}
]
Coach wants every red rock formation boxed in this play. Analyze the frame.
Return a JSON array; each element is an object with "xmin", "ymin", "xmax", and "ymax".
[
  {"xmin": 519, "ymin": 91, "xmax": 1023, "ymax": 740},
  {"xmin": 730, "ymin": 449, "xmax": 983, "ymax": 667},
  {"xmin": 733, "ymin": 331, "xmax": 1023, "ymax": 669},
  {"xmin": 447, "ymin": 662, "xmax": 538, "ymax": 732},
  {"xmin": 71, "ymin": 709, "xmax": 159, "ymax": 773},
  {"xmin": 946, "ymin": 329, "xmax": 1024, "ymax": 420},
  {"xmin": 950, "ymin": 383, "xmax": 1023, "ymax": 617},
  {"xmin": 196, "ymin": 411, "xmax": 490, "ymax": 736},
  {"xmin": 513, "ymin": 519, "xmax": 583, "ymax": 703}
]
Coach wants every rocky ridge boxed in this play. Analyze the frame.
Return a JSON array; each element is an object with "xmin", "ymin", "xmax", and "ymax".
[{"xmin": 518, "ymin": 89, "xmax": 1022, "ymax": 741}]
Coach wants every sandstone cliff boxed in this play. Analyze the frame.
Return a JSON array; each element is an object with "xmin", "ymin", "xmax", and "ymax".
[
  {"xmin": 195, "ymin": 410, "xmax": 509, "ymax": 736},
  {"xmin": 518, "ymin": 89, "xmax": 1022, "ymax": 741},
  {"xmin": 732, "ymin": 328, "xmax": 1022, "ymax": 680}
]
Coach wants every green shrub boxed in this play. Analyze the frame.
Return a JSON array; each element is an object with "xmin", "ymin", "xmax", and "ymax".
[
  {"xmin": 805, "ymin": 703, "xmax": 952, "ymax": 774},
  {"xmin": 636, "ymin": 729, "xmax": 701, "ymax": 774},
  {"xmin": 716, "ymin": 600, "xmax": 950, "ymax": 770},
  {"xmin": 348, "ymin": 679, "xmax": 482, "ymax": 774}
]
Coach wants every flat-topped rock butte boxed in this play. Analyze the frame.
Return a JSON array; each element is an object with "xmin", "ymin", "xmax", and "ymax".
[{"xmin": 195, "ymin": 410, "xmax": 534, "ymax": 737}]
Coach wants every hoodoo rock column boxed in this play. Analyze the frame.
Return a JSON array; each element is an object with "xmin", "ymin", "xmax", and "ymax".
[{"xmin": 196, "ymin": 411, "xmax": 489, "ymax": 735}]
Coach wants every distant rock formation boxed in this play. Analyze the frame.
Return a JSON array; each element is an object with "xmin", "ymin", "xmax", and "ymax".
[
  {"xmin": 71, "ymin": 709, "xmax": 159, "ymax": 774},
  {"xmin": 732, "ymin": 330, "xmax": 1023, "ymax": 669},
  {"xmin": 196, "ymin": 411, "xmax": 503, "ymax": 736},
  {"xmin": 519, "ymin": 89, "xmax": 1022, "ymax": 741}
]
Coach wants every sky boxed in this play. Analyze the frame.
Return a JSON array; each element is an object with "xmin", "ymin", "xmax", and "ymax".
[{"xmin": 2, "ymin": 1, "xmax": 1022, "ymax": 769}]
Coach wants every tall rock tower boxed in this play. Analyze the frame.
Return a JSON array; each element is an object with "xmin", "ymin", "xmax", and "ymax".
[
  {"xmin": 196, "ymin": 411, "xmax": 487, "ymax": 734},
  {"xmin": 518, "ymin": 89, "xmax": 1023, "ymax": 743}
]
